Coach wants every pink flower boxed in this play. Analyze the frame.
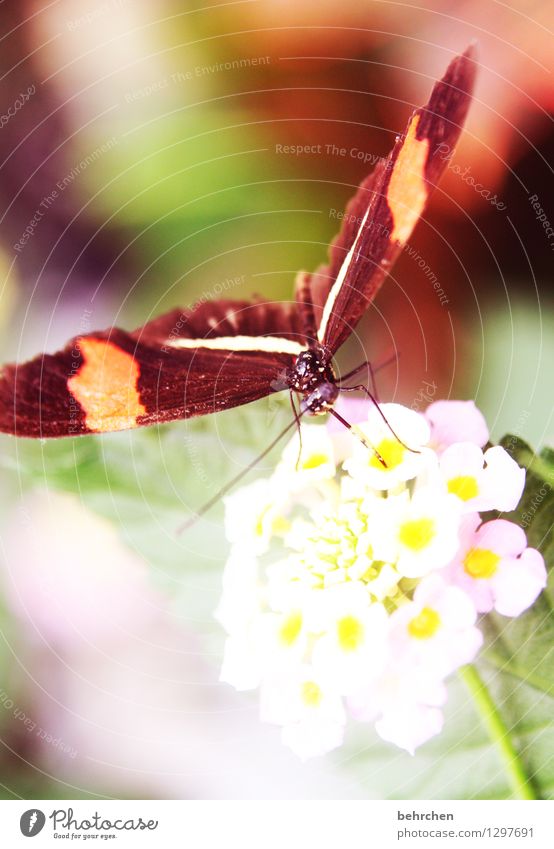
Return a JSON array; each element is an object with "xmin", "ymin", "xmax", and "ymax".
[
  {"xmin": 425, "ymin": 400, "xmax": 488, "ymax": 453},
  {"xmin": 444, "ymin": 515, "xmax": 547, "ymax": 617}
]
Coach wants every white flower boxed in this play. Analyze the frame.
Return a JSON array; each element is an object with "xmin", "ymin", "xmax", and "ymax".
[
  {"xmin": 215, "ymin": 548, "xmax": 260, "ymax": 635},
  {"xmin": 343, "ymin": 403, "xmax": 432, "ymax": 490},
  {"xmin": 389, "ymin": 574, "xmax": 483, "ymax": 678},
  {"xmin": 365, "ymin": 488, "xmax": 461, "ymax": 578},
  {"xmin": 224, "ymin": 478, "xmax": 290, "ymax": 554},
  {"xmin": 216, "ymin": 550, "xmax": 265, "ymax": 691},
  {"xmin": 281, "ymin": 716, "xmax": 345, "ymax": 762},
  {"xmin": 219, "ymin": 603, "xmax": 311, "ymax": 691},
  {"xmin": 276, "ymin": 423, "xmax": 336, "ymax": 489},
  {"xmin": 251, "ymin": 607, "xmax": 311, "ymax": 672},
  {"xmin": 311, "ymin": 583, "xmax": 389, "ymax": 693},
  {"xmin": 260, "ymin": 665, "xmax": 346, "ymax": 760},
  {"xmin": 439, "ymin": 443, "xmax": 525, "ymax": 513},
  {"xmin": 349, "ymin": 662, "xmax": 447, "ymax": 755},
  {"xmin": 375, "ymin": 702, "xmax": 444, "ymax": 755}
]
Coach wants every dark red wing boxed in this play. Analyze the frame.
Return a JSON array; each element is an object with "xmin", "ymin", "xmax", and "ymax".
[
  {"xmin": 0, "ymin": 300, "xmax": 302, "ymax": 438},
  {"xmin": 313, "ymin": 47, "xmax": 477, "ymax": 354}
]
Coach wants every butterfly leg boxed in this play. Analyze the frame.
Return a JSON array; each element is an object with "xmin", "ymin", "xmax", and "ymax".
[
  {"xmin": 338, "ymin": 360, "xmax": 372, "ymax": 385},
  {"xmin": 337, "ymin": 349, "xmax": 398, "ymax": 399},
  {"xmin": 342, "ymin": 361, "xmax": 378, "ymax": 398},
  {"xmin": 368, "ymin": 360, "xmax": 379, "ymax": 401},
  {"xmin": 329, "ymin": 408, "xmax": 387, "ymax": 467},
  {"xmin": 339, "ymin": 383, "xmax": 418, "ymax": 454}
]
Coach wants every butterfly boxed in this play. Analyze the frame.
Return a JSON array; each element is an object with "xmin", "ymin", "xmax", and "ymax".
[{"xmin": 0, "ymin": 48, "xmax": 476, "ymax": 442}]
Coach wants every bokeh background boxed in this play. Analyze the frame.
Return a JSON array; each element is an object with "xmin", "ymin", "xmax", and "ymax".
[{"xmin": 0, "ymin": 0, "xmax": 552, "ymax": 799}]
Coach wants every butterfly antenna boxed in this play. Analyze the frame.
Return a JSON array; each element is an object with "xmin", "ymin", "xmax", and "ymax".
[
  {"xmin": 178, "ymin": 414, "xmax": 302, "ymax": 534},
  {"xmin": 329, "ymin": 408, "xmax": 387, "ymax": 467},
  {"xmin": 289, "ymin": 390, "xmax": 303, "ymax": 471}
]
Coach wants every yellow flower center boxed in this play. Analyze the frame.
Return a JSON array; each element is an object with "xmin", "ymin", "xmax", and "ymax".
[
  {"xmin": 301, "ymin": 680, "xmax": 323, "ymax": 707},
  {"xmin": 398, "ymin": 518, "xmax": 436, "ymax": 551},
  {"xmin": 408, "ymin": 606, "xmax": 441, "ymax": 639},
  {"xmin": 464, "ymin": 547, "xmax": 500, "ymax": 579},
  {"xmin": 337, "ymin": 615, "xmax": 364, "ymax": 651},
  {"xmin": 301, "ymin": 452, "xmax": 329, "ymax": 470},
  {"xmin": 279, "ymin": 611, "xmax": 303, "ymax": 646},
  {"xmin": 270, "ymin": 515, "xmax": 290, "ymax": 536},
  {"xmin": 369, "ymin": 438, "xmax": 406, "ymax": 470},
  {"xmin": 447, "ymin": 475, "xmax": 479, "ymax": 501}
]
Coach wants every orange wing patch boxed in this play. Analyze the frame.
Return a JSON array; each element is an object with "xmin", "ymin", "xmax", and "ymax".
[
  {"xmin": 68, "ymin": 338, "xmax": 146, "ymax": 432},
  {"xmin": 387, "ymin": 115, "xmax": 429, "ymax": 245}
]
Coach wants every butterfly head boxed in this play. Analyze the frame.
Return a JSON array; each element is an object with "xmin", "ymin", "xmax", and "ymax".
[{"xmin": 300, "ymin": 380, "xmax": 340, "ymax": 416}]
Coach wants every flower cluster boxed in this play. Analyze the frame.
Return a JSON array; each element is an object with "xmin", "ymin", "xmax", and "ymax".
[{"xmin": 216, "ymin": 399, "xmax": 546, "ymax": 759}]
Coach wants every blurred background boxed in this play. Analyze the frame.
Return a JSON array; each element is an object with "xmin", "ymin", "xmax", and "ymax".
[{"xmin": 0, "ymin": 0, "xmax": 552, "ymax": 799}]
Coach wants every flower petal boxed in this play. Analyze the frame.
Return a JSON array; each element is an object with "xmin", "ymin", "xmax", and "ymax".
[
  {"xmin": 426, "ymin": 400, "xmax": 488, "ymax": 452},
  {"xmin": 492, "ymin": 548, "xmax": 547, "ymax": 617},
  {"xmin": 282, "ymin": 718, "xmax": 345, "ymax": 760},
  {"xmin": 475, "ymin": 519, "xmax": 527, "ymax": 558},
  {"xmin": 481, "ymin": 446, "xmax": 526, "ymax": 512},
  {"xmin": 376, "ymin": 704, "xmax": 444, "ymax": 755}
]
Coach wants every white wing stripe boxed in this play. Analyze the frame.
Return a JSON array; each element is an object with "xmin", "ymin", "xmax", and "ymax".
[
  {"xmin": 168, "ymin": 335, "xmax": 304, "ymax": 355},
  {"xmin": 317, "ymin": 205, "xmax": 370, "ymax": 343}
]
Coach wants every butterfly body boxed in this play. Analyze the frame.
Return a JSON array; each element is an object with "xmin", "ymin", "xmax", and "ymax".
[{"xmin": 286, "ymin": 347, "xmax": 339, "ymax": 415}]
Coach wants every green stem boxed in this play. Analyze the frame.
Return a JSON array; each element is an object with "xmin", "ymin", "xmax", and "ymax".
[{"xmin": 459, "ymin": 664, "xmax": 537, "ymax": 800}]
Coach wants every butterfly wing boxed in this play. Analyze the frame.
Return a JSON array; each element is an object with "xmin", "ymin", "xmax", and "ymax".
[
  {"xmin": 0, "ymin": 299, "xmax": 304, "ymax": 437},
  {"xmin": 0, "ymin": 49, "xmax": 477, "ymax": 438},
  {"xmin": 313, "ymin": 47, "xmax": 477, "ymax": 354}
]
